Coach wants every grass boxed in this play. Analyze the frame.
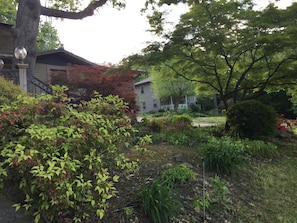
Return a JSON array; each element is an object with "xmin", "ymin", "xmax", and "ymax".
[
  {"xmin": 236, "ymin": 141, "xmax": 297, "ymax": 223},
  {"xmin": 192, "ymin": 116, "xmax": 226, "ymax": 124},
  {"xmin": 140, "ymin": 113, "xmax": 226, "ymax": 126}
]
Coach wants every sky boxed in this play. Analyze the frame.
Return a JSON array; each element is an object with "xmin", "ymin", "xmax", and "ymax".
[{"xmin": 49, "ymin": 0, "xmax": 295, "ymax": 65}]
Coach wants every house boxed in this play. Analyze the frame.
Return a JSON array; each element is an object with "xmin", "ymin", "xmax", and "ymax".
[
  {"xmin": 134, "ymin": 77, "xmax": 198, "ymax": 114},
  {"xmin": 0, "ymin": 23, "xmax": 14, "ymax": 69},
  {"xmin": 34, "ymin": 48, "xmax": 95, "ymax": 84},
  {"xmin": 134, "ymin": 77, "xmax": 161, "ymax": 113},
  {"xmin": 0, "ymin": 21, "xmax": 96, "ymax": 94}
]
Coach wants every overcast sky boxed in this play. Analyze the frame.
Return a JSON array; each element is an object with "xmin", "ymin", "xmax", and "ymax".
[{"xmin": 50, "ymin": 0, "xmax": 295, "ymax": 65}]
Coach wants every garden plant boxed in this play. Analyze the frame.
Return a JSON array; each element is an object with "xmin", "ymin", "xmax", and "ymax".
[{"xmin": 0, "ymin": 85, "xmax": 150, "ymax": 223}]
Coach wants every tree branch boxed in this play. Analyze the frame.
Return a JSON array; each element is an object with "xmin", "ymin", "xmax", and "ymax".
[{"xmin": 40, "ymin": 0, "xmax": 108, "ymax": 19}]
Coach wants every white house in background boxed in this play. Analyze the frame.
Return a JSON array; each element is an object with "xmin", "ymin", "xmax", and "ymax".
[
  {"xmin": 134, "ymin": 77, "xmax": 198, "ymax": 113},
  {"xmin": 134, "ymin": 77, "xmax": 161, "ymax": 113}
]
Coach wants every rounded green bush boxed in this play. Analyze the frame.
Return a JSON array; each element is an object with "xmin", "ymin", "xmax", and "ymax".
[
  {"xmin": 0, "ymin": 76, "xmax": 27, "ymax": 105},
  {"xmin": 165, "ymin": 114, "xmax": 192, "ymax": 131},
  {"xmin": 226, "ymin": 100, "xmax": 277, "ymax": 139}
]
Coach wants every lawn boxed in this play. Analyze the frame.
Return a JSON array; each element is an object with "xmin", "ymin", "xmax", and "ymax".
[
  {"xmin": 235, "ymin": 139, "xmax": 297, "ymax": 223},
  {"xmin": 192, "ymin": 115, "xmax": 226, "ymax": 124}
]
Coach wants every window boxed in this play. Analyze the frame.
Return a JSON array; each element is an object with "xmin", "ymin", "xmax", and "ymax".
[
  {"xmin": 50, "ymin": 69, "xmax": 66, "ymax": 73},
  {"xmin": 142, "ymin": 102, "xmax": 146, "ymax": 110},
  {"xmin": 153, "ymin": 99, "xmax": 157, "ymax": 108},
  {"xmin": 141, "ymin": 86, "xmax": 144, "ymax": 94}
]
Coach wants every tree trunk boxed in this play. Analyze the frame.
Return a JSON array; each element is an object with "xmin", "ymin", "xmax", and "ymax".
[{"xmin": 13, "ymin": 0, "xmax": 41, "ymax": 76}]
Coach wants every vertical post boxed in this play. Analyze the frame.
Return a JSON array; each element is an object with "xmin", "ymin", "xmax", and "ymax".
[
  {"xmin": 202, "ymin": 158, "xmax": 206, "ymax": 221},
  {"xmin": 17, "ymin": 63, "xmax": 29, "ymax": 92}
]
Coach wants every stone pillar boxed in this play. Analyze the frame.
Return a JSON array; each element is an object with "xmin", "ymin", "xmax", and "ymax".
[{"xmin": 17, "ymin": 63, "xmax": 29, "ymax": 92}]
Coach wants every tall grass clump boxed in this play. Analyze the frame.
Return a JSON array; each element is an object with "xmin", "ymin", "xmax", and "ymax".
[
  {"xmin": 138, "ymin": 164, "xmax": 195, "ymax": 223},
  {"xmin": 139, "ymin": 180, "xmax": 181, "ymax": 223},
  {"xmin": 244, "ymin": 140, "xmax": 279, "ymax": 159},
  {"xmin": 201, "ymin": 136, "xmax": 247, "ymax": 175}
]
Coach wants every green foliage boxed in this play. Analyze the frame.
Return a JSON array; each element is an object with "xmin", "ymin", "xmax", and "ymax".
[
  {"xmin": 160, "ymin": 164, "xmax": 194, "ymax": 188},
  {"xmin": 288, "ymin": 85, "xmax": 297, "ymax": 116},
  {"xmin": 134, "ymin": 0, "xmax": 297, "ymax": 113},
  {"xmin": 161, "ymin": 130, "xmax": 193, "ymax": 145},
  {"xmin": 0, "ymin": 0, "xmax": 17, "ymax": 24},
  {"xmin": 192, "ymin": 192, "xmax": 211, "ymax": 213},
  {"xmin": 193, "ymin": 175, "xmax": 231, "ymax": 215},
  {"xmin": 0, "ymin": 86, "xmax": 150, "ymax": 222},
  {"xmin": 150, "ymin": 125, "xmax": 222, "ymax": 146},
  {"xmin": 164, "ymin": 114, "xmax": 192, "ymax": 131},
  {"xmin": 144, "ymin": 114, "xmax": 193, "ymax": 133},
  {"xmin": 244, "ymin": 140, "xmax": 279, "ymax": 159},
  {"xmin": 37, "ymin": 21, "xmax": 64, "ymax": 51},
  {"xmin": 226, "ymin": 100, "xmax": 277, "ymax": 139},
  {"xmin": 150, "ymin": 62, "xmax": 196, "ymax": 110},
  {"xmin": 0, "ymin": 76, "xmax": 27, "ymax": 106},
  {"xmin": 211, "ymin": 175, "xmax": 231, "ymax": 209},
  {"xmin": 146, "ymin": 118, "xmax": 164, "ymax": 132},
  {"xmin": 257, "ymin": 91, "xmax": 295, "ymax": 119},
  {"xmin": 138, "ymin": 164, "xmax": 195, "ymax": 222},
  {"xmin": 139, "ymin": 180, "xmax": 181, "ymax": 223},
  {"xmin": 201, "ymin": 135, "xmax": 280, "ymax": 175},
  {"xmin": 139, "ymin": 164, "xmax": 194, "ymax": 223},
  {"xmin": 201, "ymin": 136, "xmax": 247, "ymax": 175}
]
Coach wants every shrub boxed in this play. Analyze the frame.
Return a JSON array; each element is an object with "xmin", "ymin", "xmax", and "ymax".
[
  {"xmin": 147, "ymin": 118, "xmax": 164, "ymax": 132},
  {"xmin": 226, "ymin": 100, "xmax": 277, "ymax": 139},
  {"xmin": 201, "ymin": 136, "xmax": 247, "ymax": 175},
  {"xmin": 0, "ymin": 76, "xmax": 27, "ymax": 105},
  {"xmin": 0, "ymin": 86, "xmax": 149, "ymax": 223},
  {"xmin": 164, "ymin": 114, "xmax": 193, "ymax": 131}
]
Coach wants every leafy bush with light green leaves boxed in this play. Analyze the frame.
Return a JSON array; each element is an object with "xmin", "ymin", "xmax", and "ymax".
[
  {"xmin": 0, "ymin": 85, "xmax": 150, "ymax": 223},
  {"xmin": 160, "ymin": 164, "xmax": 195, "ymax": 188}
]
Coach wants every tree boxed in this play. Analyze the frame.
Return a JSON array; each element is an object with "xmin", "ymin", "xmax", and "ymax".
[
  {"xmin": 3, "ymin": 0, "xmax": 125, "ymax": 75},
  {"xmin": 0, "ymin": 1, "xmax": 63, "ymax": 54},
  {"xmin": 150, "ymin": 61, "xmax": 196, "ymax": 110},
  {"xmin": 129, "ymin": 0, "xmax": 297, "ymax": 110},
  {"xmin": 288, "ymin": 86, "xmax": 297, "ymax": 116},
  {"xmin": 0, "ymin": 0, "xmax": 17, "ymax": 24},
  {"xmin": 36, "ymin": 21, "xmax": 64, "ymax": 51},
  {"xmin": 50, "ymin": 64, "xmax": 139, "ymax": 112}
]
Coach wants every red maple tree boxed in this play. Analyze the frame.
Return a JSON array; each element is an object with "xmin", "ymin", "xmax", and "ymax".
[{"xmin": 50, "ymin": 64, "xmax": 139, "ymax": 113}]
